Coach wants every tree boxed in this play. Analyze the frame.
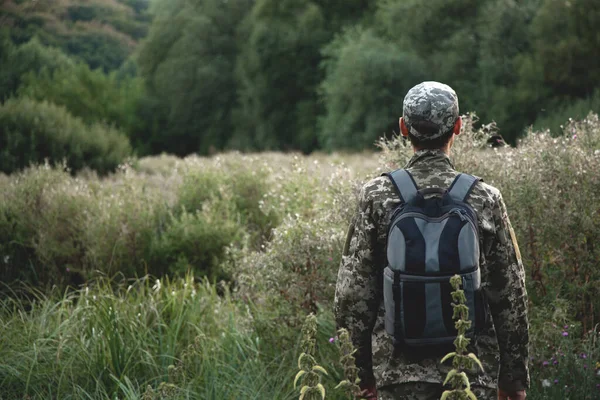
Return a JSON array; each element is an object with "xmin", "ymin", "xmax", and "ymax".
[
  {"xmin": 0, "ymin": 0, "xmax": 149, "ymax": 71},
  {"xmin": 136, "ymin": 0, "xmax": 253, "ymax": 156},
  {"xmin": 19, "ymin": 62, "xmax": 145, "ymax": 137},
  {"xmin": 232, "ymin": 0, "xmax": 328, "ymax": 153},
  {"xmin": 531, "ymin": 0, "xmax": 600, "ymax": 100},
  {"xmin": 319, "ymin": 28, "xmax": 427, "ymax": 150},
  {"xmin": 0, "ymin": 35, "xmax": 75, "ymax": 101},
  {"xmin": 377, "ymin": 0, "xmax": 487, "ymax": 114}
]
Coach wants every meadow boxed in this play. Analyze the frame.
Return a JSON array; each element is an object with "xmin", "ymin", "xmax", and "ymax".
[{"xmin": 1, "ymin": 115, "xmax": 600, "ymax": 399}]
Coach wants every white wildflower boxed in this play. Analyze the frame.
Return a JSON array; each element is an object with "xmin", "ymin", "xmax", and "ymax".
[{"xmin": 541, "ymin": 379, "xmax": 551, "ymax": 388}]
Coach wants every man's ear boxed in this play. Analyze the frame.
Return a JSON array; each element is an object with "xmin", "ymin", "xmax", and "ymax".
[
  {"xmin": 400, "ymin": 117, "xmax": 409, "ymax": 137},
  {"xmin": 453, "ymin": 117, "xmax": 462, "ymax": 136}
]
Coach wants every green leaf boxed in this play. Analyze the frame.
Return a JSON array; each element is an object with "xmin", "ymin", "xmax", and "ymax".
[
  {"xmin": 300, "ymin": 386, "xmax": 309, "ymax": 399},
  {"xmin": 294, "ymin": 370, "xmax": 306, "ymax": 388},
  {"xmin": 465, "ymin": 388, "xmax": 478, "ymax": 400},
  {"xmin": 334, "ymin": 380, "xmax": 351, "ymax": 390},
  {"xmin": 467, "ymin": 353, "xmax": 484, "ymax": 372},
  {"xmin": 312, "ymin": 365, "xmax": 328, "ymax": 375},
  {"xmin": 298, "ymin": 353, "xmax": 314, "ymax": 369},
  {"xmin": 441, "ymin": 390, "xmax": 453, "ymax": 400},
  {"xmin": 317, "ymin": 383, "xmax": 326, "ymax": 399},
  {"xmin": 459, "ymin": 372, "xmax": 471, "ymax": 390},
  {"xmin": 443, "ymin": 369, "xmax": 457, "ymax": 386},
  {"xmin": 441, "ymin": 352, "xmax": 457, "ymax": 364}
]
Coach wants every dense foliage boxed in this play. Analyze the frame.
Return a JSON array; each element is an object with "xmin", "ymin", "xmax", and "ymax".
[
  {"xmin": 1, "ymin": 117, "xmax": 600, "ymax": 398},
  {"xmin": 0, "ymin": 0, "xmax": 150, "ymax": 71},
  {"xmin": 0, "ymin": 97, "xmax": 131, "ymax": 175},
  {"xmin": 3, "ymin": 0, "xmax": 600, "ymax": 158}
]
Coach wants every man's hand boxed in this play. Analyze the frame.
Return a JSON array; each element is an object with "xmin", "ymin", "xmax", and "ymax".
[
  {"xmin": 359, "ymin": 383, "xmax": 377, "ymax": 400},
  {"xmin": 498, "ymin": 389, "xmax": 526, "ymax": 400}
]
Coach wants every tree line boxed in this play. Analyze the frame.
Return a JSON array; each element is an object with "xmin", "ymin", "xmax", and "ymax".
[{"xmin": 1, "ymin": 0, "xmax": 599, "ymax": 167}]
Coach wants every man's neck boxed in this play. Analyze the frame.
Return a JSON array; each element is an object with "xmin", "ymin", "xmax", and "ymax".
[{"xmin": 413, "ymin": 146, "xmax": 450, "ymax": 155}]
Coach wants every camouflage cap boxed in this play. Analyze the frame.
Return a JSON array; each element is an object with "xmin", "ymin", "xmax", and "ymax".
[{"xmin": 403, "ymin": 81, "xmax": 459, "ymax": 140}]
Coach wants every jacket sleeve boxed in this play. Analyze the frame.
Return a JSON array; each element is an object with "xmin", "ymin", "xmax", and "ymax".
[
  {"xmin": 485, "ymin": 193, "xmax": 530, "ymax": 393},
  {"xmin": 334, "ymin": 185, "xmax": 381, "ymax": 386}
]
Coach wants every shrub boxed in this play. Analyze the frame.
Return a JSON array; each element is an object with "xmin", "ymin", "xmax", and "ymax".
[
  {"xmin": 533, "ymin": 89, "xmax": 600, "ymax": 135},
  {"xmin": 176, "ymin": 155, "xmax": 279, "ymax": 248},
  {"xmin": 0, "ymin": 97, "xmax": 131, "ymax": 174},
  {"xmin": 0, "ymin": 165, "xmax": 90, "ymax": 287},
  {"xmin": 232, "ymin": 158, "xmax": 355, "ymax": 324},
  {"xmin": 19, "ymin": 62, "xmax": 146, "ymax": 136},
  {"xmin": 81, "ymin": 165, "xmax": 172, "ymax": 280},
  {"xmin": 150, "ymin": 208, "xmax": 240, "ymax": 281},
  {"xmin": 0, "ymin": 155, "xmax": 279, "ymax": 288}
]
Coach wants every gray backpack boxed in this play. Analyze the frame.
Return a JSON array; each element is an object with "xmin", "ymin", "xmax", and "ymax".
[{"xmin": 382, "ymin": 169, "xmax": 486, "ymax": 347}]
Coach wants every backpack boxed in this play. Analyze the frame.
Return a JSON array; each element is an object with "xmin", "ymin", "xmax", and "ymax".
[{"xmin": 382, "ymin": 169, "xmax": 487, "ymax": 348}]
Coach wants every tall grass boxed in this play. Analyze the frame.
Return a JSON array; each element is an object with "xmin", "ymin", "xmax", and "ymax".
[
  {"xmin": 2, "ymin": 114, "xmax": 600, "ymax": 398},
  {"xmin": 0, "ymin": 277, "xmax": 297, "ymax": 399}
]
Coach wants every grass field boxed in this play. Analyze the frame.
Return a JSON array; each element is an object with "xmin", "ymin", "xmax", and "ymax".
[{"xmin": 1, "ymin": 115, "xmax": 600, "ymax": 399}]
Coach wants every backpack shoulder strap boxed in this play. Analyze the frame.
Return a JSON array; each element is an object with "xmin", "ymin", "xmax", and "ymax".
[
  {"xmin": 447, "ymin": 173, "xmax": 480, "ymax": 202},
  {"xmin": 382, "ymin": 169, "xmax": 419, "ymax": 203}
]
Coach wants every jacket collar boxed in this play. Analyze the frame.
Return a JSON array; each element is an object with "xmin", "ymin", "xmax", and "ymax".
[{"xmin": 404, "ymin": 149, "xmax": 455, "ymax": 170}]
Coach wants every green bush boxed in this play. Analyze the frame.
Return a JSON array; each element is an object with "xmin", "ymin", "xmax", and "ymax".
[
  {"xmin": 19, "ymin": 62, "xmax": 146, "ymax": 135},
  {"xmin": 533, "ymin": 91, "xmax": 600, "ymax": 135},
  {"xmin": 0, "ymin": 97, "xmax": 132, "ymax": 175},
  {"xmin": 151, "ymin": 209, "xmax": 240, "ymax": 280},
  {"xmin": 0, "ymin": 155, "xmax": 281, "ymax": 288},
  {"xmin": 177, "ymin": 157, "xmax": 279, "ymax": 246},
  {"xmin": 0, "ymin": 166, "xmax": 90, "ymax": 287}
]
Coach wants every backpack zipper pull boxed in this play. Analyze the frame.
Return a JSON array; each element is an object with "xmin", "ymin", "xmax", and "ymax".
[{"xmin": 452, "ymin": 209, "xmax": 468, "ymax": 222}]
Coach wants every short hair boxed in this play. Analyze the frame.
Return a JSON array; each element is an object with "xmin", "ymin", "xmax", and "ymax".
[{"xmin": 407, "ymin": 120, "xmax": 455, "ymax": 150}]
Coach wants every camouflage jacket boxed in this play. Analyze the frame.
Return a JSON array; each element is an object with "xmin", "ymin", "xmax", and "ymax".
[{"xmin": 334, "ymin": 149, "xmax": 529, "ymax": 393}]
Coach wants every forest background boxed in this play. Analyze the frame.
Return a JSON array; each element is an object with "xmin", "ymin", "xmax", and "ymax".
[
  {"xmin": 2, "ymin": 0, "xmax": 600, "ymax": 166},
  {"xmin": 1, "ymin": 0, "xmax": 600, "ymax": 399}
]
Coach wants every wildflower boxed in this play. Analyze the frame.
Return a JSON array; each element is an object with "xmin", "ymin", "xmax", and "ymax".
[
  {"xmin": 562, "ymin": 331, "xmax": 569, "ymax": 337},
  {"xmin": 581, "ymin": 353, "xmax": 587, "ymax": 359},
  {"xmin": 329, "ymin": 337, "xmax": 336, "ymax": 344},
  {"xmin": 542, "ymin": 379, "xmax": 551, "ymax": 388},
  {"xmin": 554, "ymin": 379, "xmax": 559, "ymax": 384},
  {"xmin": 543, "ymin": 361, "xmax": 549, "ymax": 366}
]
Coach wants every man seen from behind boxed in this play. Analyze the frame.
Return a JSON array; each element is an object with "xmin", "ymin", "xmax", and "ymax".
[{"xmin": 334, "ymin": 81, "xmax": 529, "ymax": 400}]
